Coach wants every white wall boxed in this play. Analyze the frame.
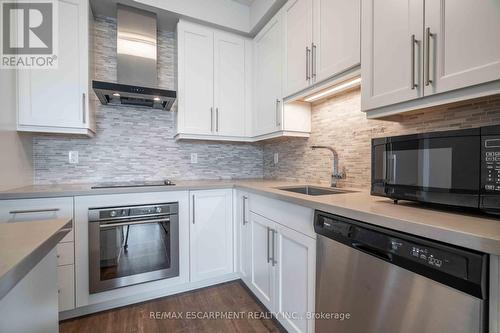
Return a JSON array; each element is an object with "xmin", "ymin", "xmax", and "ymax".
[{"xmin": 0, "ymin": 69, "xmax": 33, "ymax": 190}]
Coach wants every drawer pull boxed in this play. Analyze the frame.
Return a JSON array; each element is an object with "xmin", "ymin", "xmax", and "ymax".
[{"xmin": 9, "ymin": 208, "xmax": 60, "ymax": 215}]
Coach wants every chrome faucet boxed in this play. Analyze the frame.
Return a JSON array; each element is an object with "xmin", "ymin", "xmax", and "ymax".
[{"xmin": 311, "ymin": 145, "xmax": 346, "ymax": 187}]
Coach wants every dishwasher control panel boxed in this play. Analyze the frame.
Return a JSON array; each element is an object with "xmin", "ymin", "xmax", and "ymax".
[
  {"xmin": 354, "ymin": 227, "xmax": 469, "ymax": 280},
  {"xmin": 314, "ymin": 210, "xmax": 487, "ymax": 300},
  {"xmin": 390, "ymin": 237, "xmax": 468, "ymax": 279}
]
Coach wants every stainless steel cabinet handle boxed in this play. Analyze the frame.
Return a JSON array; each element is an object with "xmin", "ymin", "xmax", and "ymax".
[
  {"xmin": 275, "ymin": 99, "xmax": 281, "ymax": 127},
  {"xmin": 192, "ymin": 195, "xmax": 195, "ymax": 224},
  {"xmin": 267, "ymin": 226, "xmax": 271, "ymax": 263},
  {"xmin": 410, "ymin": 34, "xmax": 418, "ymax": 90},
  {"xmin": 216, "ymin": 107, "xmax": 219, "ymax": 132},
  {"xmin": 99, "ymin": 218, "xmax": 171, "ymax": 229},
  {"xmin": 9, "ymin": 208, "xmax": 60, "ymax": 214},
  {"xmin": 242, "ymin": 196, "xmax": 248, "ymax": 225},
  {"xmin": 271, "ymin": 229, "xmax": 277, "ymax": 266},
  {"xmin": 82, "ymin": 93, "xmax": 86, "ymax": 124},
  {"xmin": 425, "ymin": 27, "xmax": 434, "ymax": 86},
  {"xmin": 306, "ymin": 46, "xmax": 311, "ymax": 81},
  {"xmin": 210, "ymin": 107, "xmax": 214, "ymax": 132},
  {"xmin": 312, "ymin": 43, "xmax": 317, "ymax": 80}
]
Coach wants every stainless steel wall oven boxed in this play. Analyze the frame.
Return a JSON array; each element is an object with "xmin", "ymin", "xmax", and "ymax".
[{"xmin": 88, "ymin": 203, "xmax": 179, "ymax": 293}]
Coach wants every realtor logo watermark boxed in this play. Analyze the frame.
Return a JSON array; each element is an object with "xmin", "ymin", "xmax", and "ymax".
[{"xmin": 1, "ymin": 0, "xmax": 58, "ymax": 68}]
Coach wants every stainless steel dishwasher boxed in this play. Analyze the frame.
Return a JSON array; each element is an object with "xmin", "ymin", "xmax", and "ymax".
[{"xmin": 314, "ymin": 211, "xmax": 488, "ymax": 333}]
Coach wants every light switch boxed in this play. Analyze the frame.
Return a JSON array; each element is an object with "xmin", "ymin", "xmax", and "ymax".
[
  {"xmin": 274, "ymin": 152, "xmax": 279, "ymax": 165},
  {"xmin": 191, "ymin": 153, "xmax": 198, "ymax": 164}
]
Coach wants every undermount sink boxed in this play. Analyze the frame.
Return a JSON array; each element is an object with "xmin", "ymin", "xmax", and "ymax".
[{"xmin": 276, "ymin": 186, "xmax": 357, "ymax": 196}]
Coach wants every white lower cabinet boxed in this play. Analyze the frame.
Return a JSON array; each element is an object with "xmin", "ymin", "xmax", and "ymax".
[
  {"xmin": 57, "ymin": 264, "xmax": 75, "ymax": 312},
  {"xmin": 275, "ymin": 223, "xmax": 316, "ymax": 333},
  {"xmin": 249, "ymin": 212, "xmax": 277, "ymax": 311},
  {"xmin": 244, "ymin": 208, "xmax": 316, "ymax": 333},
  {"xmin": 0, "ymin": 197, "xmax": 76, "ymax": 312},
  {"xmin": 190, "ymin": 189, "xmax": 234, "ymax": 282},
  {"xmin": 236, "ymin": 191, "xmax": 252, "ymax": 285}
]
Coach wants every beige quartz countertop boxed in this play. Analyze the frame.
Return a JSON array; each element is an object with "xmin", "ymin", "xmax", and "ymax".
[
  {"xmin": 1, "ymin": 179, "xmax": 500, "ymax": 255},
  {"xmin": 0, "ymin": 218, "xmax": 72, "ymax": 300}
]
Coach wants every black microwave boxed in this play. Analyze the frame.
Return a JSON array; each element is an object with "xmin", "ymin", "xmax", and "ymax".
[{"xmin": 371, "ymin": 125, "xmax": 500, "ymax": 214}]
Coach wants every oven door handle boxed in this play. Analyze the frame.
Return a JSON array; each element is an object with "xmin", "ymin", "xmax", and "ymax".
[{"xmin": 99, "ymin": 218, "xmax": 170, "ymax": 228}]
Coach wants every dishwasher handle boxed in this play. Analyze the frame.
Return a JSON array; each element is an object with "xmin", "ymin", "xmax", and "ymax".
[{"xmin": 352, "ymin": 243, "xmax": 393, "ymax": 262}]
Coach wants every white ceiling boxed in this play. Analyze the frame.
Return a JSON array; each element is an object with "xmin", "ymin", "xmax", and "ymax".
[
  {"xmin": 231, "ymin": 0, "xmax": 255, "ymax": 6},
  {"xmin": 90, "ymin": 0, "xmax": 284, "ymax": 35}
]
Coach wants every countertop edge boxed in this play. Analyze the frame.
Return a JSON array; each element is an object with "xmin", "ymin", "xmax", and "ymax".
[
  {"xmin": 0, "ymin": 220, "xmax": 72, "ymax": 300},
  {"xmin": 0, "ymin": 184, "xmax": 235, "ymax": 200}
]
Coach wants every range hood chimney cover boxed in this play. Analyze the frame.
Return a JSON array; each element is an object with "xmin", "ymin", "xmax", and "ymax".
[{"xmin": 92, "ymin": 5, "xmax": 176, "ymax": 111}]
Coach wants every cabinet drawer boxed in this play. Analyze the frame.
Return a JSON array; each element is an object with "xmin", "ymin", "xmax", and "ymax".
[
  {"xmin": 56, "ymin": 242, "xmax": 74, "ymax": 266},
  {"xmin": 0, "ymin": 197, "xmax": 74, "ymax": 242},
  {"xmin": 57, "ymin": 265, "xmax": 75, "ymax": 312}
]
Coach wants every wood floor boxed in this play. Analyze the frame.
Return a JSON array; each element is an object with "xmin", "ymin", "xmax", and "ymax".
[{"xmin": 60, "ymin": 281, "xmax": 285, "ymax": 333}]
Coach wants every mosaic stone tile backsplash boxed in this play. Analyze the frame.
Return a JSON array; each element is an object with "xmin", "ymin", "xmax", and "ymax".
[
  {"xmin": 33, "ymin": 17, "xmax": 500, "ymax": 186},
  {"xmin": 262, "ymin": 89, "xmax": 500, "ymax": 189},
  {"xmin": 33, "ymin": 17, "xmax": 264, "ymax": 184}
]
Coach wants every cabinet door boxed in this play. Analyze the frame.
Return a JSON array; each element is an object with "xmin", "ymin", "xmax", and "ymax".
[
  {"xmin": 249, "ymin": 212, "xmax": 276, "ymax": 310},
  {"xmin": 177, "ymin": 22, "xmax": 214, "ymax": 135},
  {"xmin": 274, "ymin": 225, "xmax": 316, "ymax": 333},
  {"xmin": 18, "ymin": 0, "xmax": 87, "ymax": 129},
  {"xmin": 313, "ymin": 0, "xmax": 360, "ymax": 83},
  {"xmin": 190, "ymin": 189, "xmax": 233, "ymax": 282},
  {"xmin": 57, "ymin": 264, "xmax": 75, "ymax": 312},
  {"xmin": 361, "ymin": 0, "xmax": 423, "ymax": 111},
  {"xmin": 254, "ymin": 15, "xmax": 283, "ymax": 135},
  {"xmin": 283, "ymin": 0, "xmax": 314, "ymax": 97},
  {"xmin": 214, "ymin": 32, "xmax": 246, "ymax": 137},
  {"xmin": 237, "ymin": 193, "xmax": 252, "ymax": 284},
  {"xmin": 424, "ymin": 0, "xmax": 500, "ymax": 96}
]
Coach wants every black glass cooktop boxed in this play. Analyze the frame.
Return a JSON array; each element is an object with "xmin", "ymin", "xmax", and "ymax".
[{"xmin": 91, "ymin": 180, "xmax": 175, "ymax": 189}]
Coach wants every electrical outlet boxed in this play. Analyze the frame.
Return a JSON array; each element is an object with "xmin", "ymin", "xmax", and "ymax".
[
  {"xmin": 190, "ymin": 153, "xmax": 198, "ymax": 164},
  {"xmin": 273, "ymin": 152, "xmax": 279, "ymax": 165},
  {"xmin": 69, "ymin": 151, "xmax": 79, "ymax": 164}
]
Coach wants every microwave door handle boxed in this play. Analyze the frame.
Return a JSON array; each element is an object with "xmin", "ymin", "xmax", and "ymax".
[
  {"xmin": 386, "ymin": 154, "xmax": 396, "ymax": 184},
  {"xmin": 392, "ymin": 155, "xmax": 397, "ymax": 183}
]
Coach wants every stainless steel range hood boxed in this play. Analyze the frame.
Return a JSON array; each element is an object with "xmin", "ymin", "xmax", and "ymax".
[{"xmin": 93, "ymin": 5, "xmax": 176, "ymax": 110}]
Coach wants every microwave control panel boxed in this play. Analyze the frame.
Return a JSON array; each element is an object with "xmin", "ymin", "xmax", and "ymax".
[{"xmin": 482, "ymin": 136, "xmax": 500, "ymax": 192}]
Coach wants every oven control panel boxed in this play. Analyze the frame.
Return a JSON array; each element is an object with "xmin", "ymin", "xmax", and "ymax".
[{"xmin": 482, "ymin": 136, "xmax": 500, "ymax": 192}]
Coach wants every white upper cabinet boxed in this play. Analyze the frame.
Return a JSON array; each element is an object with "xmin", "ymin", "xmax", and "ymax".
[
  {"xmin": 283, "ymin": 0, "xmax": 361, "ymax": 98},
  {"xmin": 254, "ymin": 15, "xmax": 283, "ymax": 136},
  {"xmin": 283, "ymin": 0, "xmax": 314, "ymax": 97},
  {"xmin": 361, "ymin": 0, "xmax": 423, "ymax": 111},
  {"xmin": 214, "ymin": 32, "xmax": 246, "ymax": 136},
  {"xmin": 189, "ymin": 189, "xmax": 233, "ymax": 282},
  {"xmin": 177, "ymin": 22, "xmax": 214, "ymax": 135},
  {"xmin": 424, "ymin": 0, "xmax": 500, "ymax": 96},
  {"xmin": 17, "ymin": 0, "xmax": 95, "ymax": 136},
  {"xmin": 176, "ymin": 20, "xmax": 249, "ymax": 141},
  {"xmin": 362, "ymin": 0, "xmax": 500, "ymax": 117},
  {"xmin": 313, "ymin": 0, "xmax": 360, "ymax": 83}
]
